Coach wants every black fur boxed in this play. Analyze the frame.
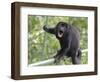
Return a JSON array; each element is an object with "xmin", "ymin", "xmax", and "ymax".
[{"xmin": 43, "ymin": 22, "xmax": 81, "ymax": 64}]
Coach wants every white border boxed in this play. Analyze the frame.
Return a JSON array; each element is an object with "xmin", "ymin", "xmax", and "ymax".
[{"xmin": 20, "ymin": 7, "xmax": 95, "ymax": 75}]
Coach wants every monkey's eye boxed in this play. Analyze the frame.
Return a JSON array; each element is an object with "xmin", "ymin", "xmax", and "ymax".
[{"xmin": 59, "ymin": 23, "xmax": 65, "ymax": 26}]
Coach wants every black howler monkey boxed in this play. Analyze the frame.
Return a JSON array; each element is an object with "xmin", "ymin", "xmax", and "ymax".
[{"xmin": 43, "ymin": 22, "xmax": 81, "ymax": 64}]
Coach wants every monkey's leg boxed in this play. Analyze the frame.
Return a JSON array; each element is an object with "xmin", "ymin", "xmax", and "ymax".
[{"xmin": 71, "ymin": 50, "xmax": 81, "ymax": 64}]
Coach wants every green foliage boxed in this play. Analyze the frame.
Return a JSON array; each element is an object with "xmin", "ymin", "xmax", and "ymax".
[{"xmin": 28, "ymin": 15, "xmax": 88, "ymax": 65}]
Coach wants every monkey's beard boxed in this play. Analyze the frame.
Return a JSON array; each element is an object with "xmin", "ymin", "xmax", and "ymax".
[{"xmin": 58, "ymin": 30, "xmax": 64, "ymax": 38}]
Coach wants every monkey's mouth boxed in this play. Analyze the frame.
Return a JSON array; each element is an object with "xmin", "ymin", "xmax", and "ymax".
[{"xmin": 58, "ymin": 30, "xmax": 64, "ymax": 38}]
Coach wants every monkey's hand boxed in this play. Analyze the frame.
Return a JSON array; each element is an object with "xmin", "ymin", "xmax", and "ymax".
[
  {"xmin": 43, "ymin": 25, "xmax": 55, "ymax": 34},
  {"xmin": 54, "ymin": 51, "xmax": 61, "ymax": 64},
  {"xmin": 43, "ymin": 25, "xmax": 47, "ymax": 31}
]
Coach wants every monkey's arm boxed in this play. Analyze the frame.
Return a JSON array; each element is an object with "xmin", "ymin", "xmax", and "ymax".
[
  {"xmin": 54, "ymin": 36, "xmax": 72, "ymax": 62},
  {"xmin": 43, "ymin": 25, "xmax": 55, "ymax": 34},
  {"xmin": 59, "ymin": 36, "xmax": 72, "ymax": 55}
]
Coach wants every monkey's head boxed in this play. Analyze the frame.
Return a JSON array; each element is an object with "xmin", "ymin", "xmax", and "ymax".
[{"xmin": 56, "ymin": 22, "xmax": 70, "ymax": 38}]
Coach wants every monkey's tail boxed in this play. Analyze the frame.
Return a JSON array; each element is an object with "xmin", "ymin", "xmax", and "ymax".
[{"xmin": 77, "ymin": 49, "xmax": 82, "ymax": 59}]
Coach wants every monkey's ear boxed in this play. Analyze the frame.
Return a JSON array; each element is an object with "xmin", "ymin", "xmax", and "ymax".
[
  {"xmin": 67, "ymin": 24, "xmax": 71, "ymax": 29},
  {"xmin": 64, "ymin": 24, "xmax": 71, "ymax": 33}
]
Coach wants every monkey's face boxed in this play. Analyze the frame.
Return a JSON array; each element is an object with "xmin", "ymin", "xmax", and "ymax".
[
  {"xmin": 56, "ymin": 22, "xmax": 68, "ymax": 38},
  {"xmin": 58, "ymin": 26, "xmax": 65, "ymax": 38}
]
